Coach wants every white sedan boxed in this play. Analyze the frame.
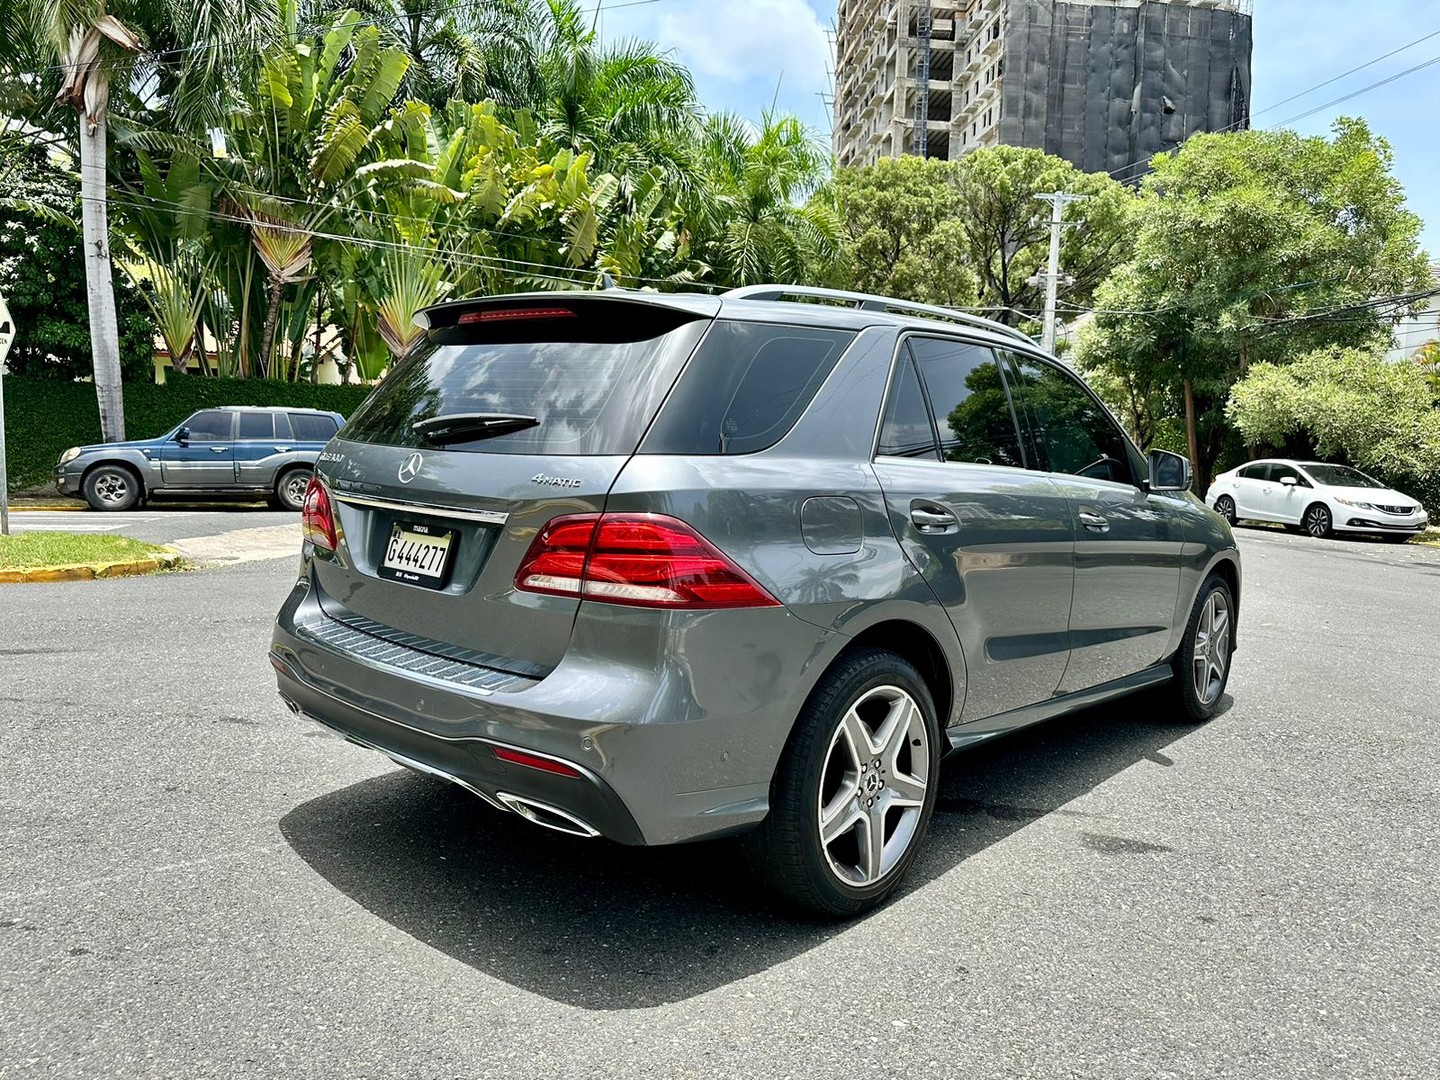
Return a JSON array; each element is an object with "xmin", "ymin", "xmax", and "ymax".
[{"xmin": 1205, "ymin": 459, "xmax": 1429, "ymax": 541}]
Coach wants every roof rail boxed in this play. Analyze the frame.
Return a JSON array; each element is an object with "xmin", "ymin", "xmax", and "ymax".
[{"xmin": 721, "ymin": 284, "xmax": 1036, "ymax": 346}]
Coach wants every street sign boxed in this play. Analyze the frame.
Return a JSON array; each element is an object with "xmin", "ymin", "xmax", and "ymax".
[{"xmin": 0, "ymin": 289, "xmax": 13, "ymax": 535}]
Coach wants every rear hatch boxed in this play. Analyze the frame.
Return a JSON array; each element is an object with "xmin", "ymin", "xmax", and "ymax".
[{"xmin": 311, "ymin": 293, "xmax": 719, "ymax": 674}]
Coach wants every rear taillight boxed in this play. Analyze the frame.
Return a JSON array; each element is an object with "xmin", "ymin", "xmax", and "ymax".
[
  {"xmin": 514, "ymin": 513, "xmax": 780, "ymax": 609},
  {"xmin": 301, "ymin": 477, "xmax": 338, "ymax": 552}
]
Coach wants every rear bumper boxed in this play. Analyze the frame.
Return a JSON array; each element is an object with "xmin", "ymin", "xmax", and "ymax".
[{"xmin": 270, "ymin": 575, "xmax": 832, "ymax": 845}]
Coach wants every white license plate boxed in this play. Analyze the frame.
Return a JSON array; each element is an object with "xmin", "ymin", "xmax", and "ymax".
[{"xmin": 379, "ymin": 522, "xmax": 455, "ymax": 587}]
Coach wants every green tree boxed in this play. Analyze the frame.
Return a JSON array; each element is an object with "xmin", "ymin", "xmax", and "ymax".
[
  {"xmin": 1076, "ymin": 119, "xmax": 1433, "ymax": 489},
  {"xmin": 0, "ymin": 145, "xmax": 153, "ymax": 382},
  {"xmin": 830, "ymin": 155, "xmax": 976, "ymax": 307},
  {"xmin": 0, "ymin": 0, "xmax": 275, "ymax": 437}
]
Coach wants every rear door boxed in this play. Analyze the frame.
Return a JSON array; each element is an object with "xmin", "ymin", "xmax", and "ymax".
[
  {"xmin": 1002, "ymin": 353, "xmax": 1182, "ymax": 693},
  {"xmin": 234, "ymin": 410, "xmax": 284, "ymax": 487},
  {"xmin": 1253, "ymin": 461, "xmax": 1309, "ymax": 524},
  {"xmin": 1232, "ymin": 463, "xmax": 1270, "ymax": 519},
  {"xmin": 310, "ymin": 296, "xmax": 716, "ymax": 674},
  {"xmin": 158, "ymin": 409, "xmax": 235, "ymax": 486},
  {"xmin": 871, "ymin": 336, "xmax": 1075, "ymax": 721}
]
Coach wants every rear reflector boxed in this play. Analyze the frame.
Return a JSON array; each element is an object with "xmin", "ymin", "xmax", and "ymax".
[
  {"xmin": 458, "ymin": 308, "xmax": 575, "ymax": 324},
  {"xmin": 301, "ymin": 477, "xmax": 338, "ymax": 552},
  {"xmin": 514, "ymin": 513, "xmax": 780, "ymax": 609},
  {"xmin": 491, "ymin": 745, "xmax": 584, "ymax": 778}
]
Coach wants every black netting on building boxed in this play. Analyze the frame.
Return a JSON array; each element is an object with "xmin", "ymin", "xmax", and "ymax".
[{"xmin": 1000, "ymin": 0, "xmax": 1253, "ymax": 179}]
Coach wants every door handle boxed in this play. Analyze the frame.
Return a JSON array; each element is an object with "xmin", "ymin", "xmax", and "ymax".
[
  {"xmin": 273, "ymin": 446, "xmax": 291, "ymax": 452},
  {"xmin": 210, "ymin": 445, "xmax": 229, "ymax": 453},
  {"xmin": 1078, "ymin": 509, "xmax": 1109, "ymax": 532},
  {"xmin": 910, "ymin": 505, "xmax": 958, "ymax": 533}
]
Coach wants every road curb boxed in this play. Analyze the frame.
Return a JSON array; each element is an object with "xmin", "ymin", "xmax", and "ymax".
[
  {"xmin": 0, "ymin": 553, "xmax": 182, "ymax": 584},
  {"xmin": 7, "ymin": 504, "xmax": 78, "ymax": 512}
]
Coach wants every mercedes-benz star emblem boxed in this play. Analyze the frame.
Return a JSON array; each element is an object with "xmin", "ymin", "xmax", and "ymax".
[{"xmin": 397, "ymin": 452, "xmax": 423, "ymax": 484}]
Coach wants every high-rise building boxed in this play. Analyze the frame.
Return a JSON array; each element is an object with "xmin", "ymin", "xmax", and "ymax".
[{"xmin": 833, "ymin": 0, "xmax": 1253, "ymax": 178}]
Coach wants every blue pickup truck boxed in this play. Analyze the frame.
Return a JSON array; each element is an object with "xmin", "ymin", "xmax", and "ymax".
[{"xmin": 53, "ymin": 406, "xmax": 344, "ymax": 512}]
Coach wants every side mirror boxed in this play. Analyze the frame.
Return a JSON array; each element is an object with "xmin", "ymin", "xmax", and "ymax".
[
  {"xmin": 176, "ymin": 426, "xmax": 190, "ymax": 447},
  {"xmin": 1148, "ymin": 449, "xmax": 1192, "ymax": 492},
  {"xmin": 1281, "ymin": 476, "xmax": 1297, "ymax": 487}
]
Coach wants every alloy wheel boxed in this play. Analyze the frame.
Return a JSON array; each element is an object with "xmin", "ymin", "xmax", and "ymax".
[
  {"xmin": 1191, "ymin": 590, "xmax": 1231, "ymax": 706},
  {"xmin": 816, "ymin": 685, "xmax": 930, "ymax": 887},
  {"xmin": 1215, "ymin": 496, "xmax": 1236, "ymax": 525},
  {"xmin": 282, "ymin": 470, "xmax": 312, "ymax": 510},
  {"xmin": 1304, "ymin": 505, "xmax": 1331, "ymax": 537},
  {"xmin": 95, "ymin": 472, "xmax": 130, "ymax": 506}
]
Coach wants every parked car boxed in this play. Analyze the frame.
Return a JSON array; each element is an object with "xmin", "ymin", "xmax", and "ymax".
[
  {"xmin": 269, "ymin": 285, "xmax": 1240, "ymax": 916},
  {"xmin": 1205, "ymin": 459, "xmax": 1428, "ymax": 541},
  {"xmin": 54, "ymin": 406, "xmax": 345, "ymax": 512}
]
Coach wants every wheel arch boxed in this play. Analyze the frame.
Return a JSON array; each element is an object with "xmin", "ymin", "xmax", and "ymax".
[{"xmin": 831, "ymin": 619, "xmax": 957, "ymax": 735}]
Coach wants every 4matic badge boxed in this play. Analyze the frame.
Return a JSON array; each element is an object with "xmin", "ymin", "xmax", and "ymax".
[{"xmin": 531, "ymin": 473, "xmax": 582, "ymax": 488}]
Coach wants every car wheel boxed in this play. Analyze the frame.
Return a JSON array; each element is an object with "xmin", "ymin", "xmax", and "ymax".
[
  {"xmin": 1169, "ymin": 574, "xmax": 1234, "ymax": 723},
  {"xmin": 1302, "ymin": 503, "xmax": 1333, "ymax": 539},
  {"xmin": 82, "ymin": 465, "xmax": 141, "ymax": 512},
  {"xmin": 1213, "ymin": 495, "xmax": 1237, "ymax": 525},
  {"xmin": 743, "ymin": 648, "xmax": 940, "ymax": 917},
  {"xmin": 275, "ymin": 467, "xmax": 313, "ymax": 513}
]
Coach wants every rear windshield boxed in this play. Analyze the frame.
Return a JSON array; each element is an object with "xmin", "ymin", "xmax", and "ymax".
[
  {"xmin": 340, "ymin": 321, "xmax": 707, "ymax": 456},
  {"xmin": 643, "ymin": 321, "xmax": 856, "ymax": 454}
]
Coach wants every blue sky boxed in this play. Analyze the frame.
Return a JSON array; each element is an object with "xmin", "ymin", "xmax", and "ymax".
[{"xmin": 599, "ymin": 0, "xmax": 1440, "ymax": 258}]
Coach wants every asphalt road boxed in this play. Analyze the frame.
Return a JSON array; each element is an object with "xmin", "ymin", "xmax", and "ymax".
[
  {"xmin": 1, "ymin": 527, "xmax": 1437, "ymax": 1079},
  {"xmin": 5, "ymin": 507, "xmax": 295, "ymax": 544}
]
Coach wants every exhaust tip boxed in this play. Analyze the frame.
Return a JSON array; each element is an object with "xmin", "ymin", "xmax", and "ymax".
[{"xmin": 495, "ymin": 792, "xmax": 600, "ymax": 838}]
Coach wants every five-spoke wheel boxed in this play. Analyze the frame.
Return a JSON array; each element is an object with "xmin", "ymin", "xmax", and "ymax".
[
  {"xmin": 276, "ymin": 467, "xmax": 314, "ymax": 512},
  {"xmin": 1169, "ymin": 573, "xmax": 1235, "ymax": 722},
  {"xmin": 745, "ymin": 648, "xmax": 940, "ymax": 917},
  {"xmin": 83, "ymin": 465, "xmax": 141, "ymax": 512}
]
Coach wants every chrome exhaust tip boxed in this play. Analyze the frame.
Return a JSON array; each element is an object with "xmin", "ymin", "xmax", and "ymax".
[{"xmin": 495, "ymin": 792, "xmax": 600, "ymax": 838}]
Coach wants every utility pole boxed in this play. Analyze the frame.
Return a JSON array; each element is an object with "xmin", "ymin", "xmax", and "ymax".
[
  {"xmin": 0, "ymin": 289, "xmax": 14, "ymax": 536},
  {"xmin": 1033, "ymin": 192, "xmax": 1085, "ymax": 354}
]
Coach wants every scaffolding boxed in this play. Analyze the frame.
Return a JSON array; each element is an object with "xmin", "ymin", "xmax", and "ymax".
[{"xmin": 912, "ymin": 0, "xmax": 932, "ymax": 156}]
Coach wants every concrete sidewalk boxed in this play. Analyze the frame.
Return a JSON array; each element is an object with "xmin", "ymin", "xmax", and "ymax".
[{"xmin": 170, "ymin": 522, "xmax": 302, "ymax": 566}]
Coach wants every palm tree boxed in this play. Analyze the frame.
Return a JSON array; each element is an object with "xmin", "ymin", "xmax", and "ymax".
[{"xmin": 1, "ymin": 0, "xmax": 274, "ymax": 439}]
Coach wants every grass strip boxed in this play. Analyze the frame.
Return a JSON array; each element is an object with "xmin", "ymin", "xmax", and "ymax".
[{"xmin": 0, "ymin": 531, "xmax": 173, "ymax": 570}]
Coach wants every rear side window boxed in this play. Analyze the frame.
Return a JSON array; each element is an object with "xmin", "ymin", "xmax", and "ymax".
[
  {"xmin": 290, "ymin": 413, "xmax": 339, "ymax": 441},
  {"xmin": 236, "ymin": 412, "xmax": 274, "ymax": 440},
  {"xmin": 877, "ymin": 353, "xmax": 939, "ymax": 459},
  {"xmin": 1239, "ymin": 463, "xmax": 1269, "ymax": 480},
  {"xmin": 909, "ymin": 337, "xmax": 1025, "ymax": 468},
  {"xmin": 643, "ymin": 322, "xmax": 855, "ymax": 455}
]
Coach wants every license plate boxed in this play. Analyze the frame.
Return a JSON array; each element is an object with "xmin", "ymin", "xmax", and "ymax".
[{"xmin": 379, "ymin": 521, "xmax": 455, "ymax": 588}]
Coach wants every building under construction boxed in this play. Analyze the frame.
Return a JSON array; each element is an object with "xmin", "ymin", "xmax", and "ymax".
[{"xmin": 833, "ymin": 0, "xmax": 1253, "ymax": 178}]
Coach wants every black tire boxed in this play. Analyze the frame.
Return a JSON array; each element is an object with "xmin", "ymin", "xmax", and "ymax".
[
  {"xmin": 274, "ymin": 466, "xmax": 313, "ymax": 513},
  {"xmin": 1213, "ymin": 495, "xmax": 1237, "ymax": 526},
  {"xmin": 1169, "ymin": 573, "xmax": 1235, "ymax": 723},
  {"xmin": 1302, "ymin": 502, "xmax": 1333, "ymax": 539},
  {"xmin": 82, "ymin": 464, "xmax": 142, "ymax": 512},
  {"xmin": 743, "ymin": 648, "xmax": 941, "ymax": 918}
]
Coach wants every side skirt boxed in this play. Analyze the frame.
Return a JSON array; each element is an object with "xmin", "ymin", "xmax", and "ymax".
[{"xmin": 946, "ymin": 663, "xmax": 1173, "ymax": 753}]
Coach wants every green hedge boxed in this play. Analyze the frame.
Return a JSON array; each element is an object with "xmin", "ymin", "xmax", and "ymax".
[{"xmin": 2, "ymin": 376, "xmax": 375, "ymax": 493}]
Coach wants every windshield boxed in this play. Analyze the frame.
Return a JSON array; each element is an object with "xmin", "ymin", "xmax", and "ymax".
[
  {"xmin": 1301, "ymin": 463, "xmax": 1385, "ymax": 489},
  {"xmin": 340, "ymin": 322, "xmax": 706, "ymax": 456}
]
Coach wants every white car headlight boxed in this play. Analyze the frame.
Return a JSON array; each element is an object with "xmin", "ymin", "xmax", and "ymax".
[
  {"xmin": 1333, "ymin": 497, "xmax": 1373, "ymax": 509},
  {"xmin": 58, "ymin": 447, "xmax": 82, "ymax": 466}
]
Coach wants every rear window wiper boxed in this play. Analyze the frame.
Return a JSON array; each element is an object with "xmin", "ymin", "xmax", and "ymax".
[{"xmin": 412, "ymin": 413, "xmax": 540, "ymax": 445}]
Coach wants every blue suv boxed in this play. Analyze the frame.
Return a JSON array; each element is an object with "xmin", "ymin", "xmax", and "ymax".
[{"xmin": 54, "ymin": 406, "xmax": 344, "ymax": 511}]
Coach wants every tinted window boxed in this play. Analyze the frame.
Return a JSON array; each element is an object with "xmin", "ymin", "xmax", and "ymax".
[
  {"xmin": 877, "ymin": 354, "xmax": 938, "ymax": 459},
  {"xmin": 1005, "ymin": 355, "xmax": 1135, "ymax": 483},
  {"xmin": 1269, "ymin": 463, "xmax": 1309, "ymax": 487},
  {"xmin": 909, "ymin": 337, "xmax": 1024, "ymax": 468},
  {"xmin": 236, "ymin": 412, "xmax": 274, "ymax": 440},
  {"xmin": 185, "ymin": 411, "xmax": 232, "ymax": 441},
  {"xmin": 1302, "ymin": 463, "xmax": 1384, "ymax": 488},
  {"xmin": 289, "ymin": 413, "xmax": 339, "ymax": 441},
  {"xmin": 344, "ymin": 322, "xmax": 706, "ymax": 456},
  {"xmin": 644, "ymin": 322, "xmax": 854, "ymax": 455},
  {"xmin": 1238, "ymin": 463, "xmax": 1269, "ymax": 480}
]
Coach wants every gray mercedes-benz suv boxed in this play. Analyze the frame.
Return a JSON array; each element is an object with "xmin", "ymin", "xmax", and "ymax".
[{"xmin": 270, "ymin": 285, "xmax": 1239, "ymax": 916}]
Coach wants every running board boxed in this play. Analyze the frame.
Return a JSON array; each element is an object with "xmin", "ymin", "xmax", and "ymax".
[{"xmin": 946, "ymin": 664, "xmax": 1174, "ymax": 752}]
